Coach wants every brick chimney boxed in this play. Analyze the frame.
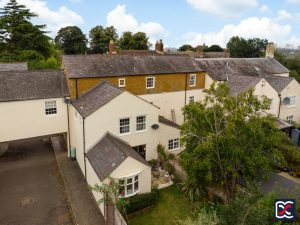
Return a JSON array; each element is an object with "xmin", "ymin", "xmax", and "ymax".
[
  {"xmin": 155, "ymin": 39, "xmax": 164, "ymax": 52},
  {"xmin": 266, "ymin": 42, "xmax": 275, "ymax": 58},
  {"xmin": 223, "ymin": 48, "xmax": 230, "ymax": 58},
  {"xmin": 196, "ymin": 45, "xmax": 204, "ymax": 58},
  {"xmin": 109, "ymin": 40, "xmax": 117, "ymax": 55}
]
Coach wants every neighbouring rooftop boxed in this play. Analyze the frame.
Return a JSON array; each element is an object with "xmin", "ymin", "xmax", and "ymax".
[
  {"xmin": 0, "ymin": 70, "xmax": 69, "ymax": 102},
  {"xmin": 0, "ymin": 62, "xmax": 28, "ymax": 71},
  {"xmin": 195, "ymin": 57, "xmax": 289, "ymax": 81},
  {"xmin": 62, "ymin": 54, "xmax": 203, "ymax": 78}
]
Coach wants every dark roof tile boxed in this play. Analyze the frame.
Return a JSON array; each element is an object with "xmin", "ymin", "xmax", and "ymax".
[
  {"xmin": 86, "ymin": 132, "xmax": 150, "ymax": 181},
  {"xmin": 0, "ymin": 70, "xmax": 69, "ymax": 102},
  {"xmin": 72, "ymin": 81, "xmax": 124, "ymax": 118},
  {"xmin": 62, "ymin": 54, "xmax": 203, "ymax": 78}
]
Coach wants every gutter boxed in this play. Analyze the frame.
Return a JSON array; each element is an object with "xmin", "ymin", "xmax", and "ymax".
[
  {"xmin": 75, "ymin": 79, "xmax": 79, "ymax": 99},
  {"xmin": 278, "ymin": 93, "xmax": 282, "ymax": 118},
  {"xmin": 83, "ymin": 117, "xmax": 87, "ymax": 181},
  {"xmin": 66, "ymin": 103, "xmax": 71, "ymax": 158}
]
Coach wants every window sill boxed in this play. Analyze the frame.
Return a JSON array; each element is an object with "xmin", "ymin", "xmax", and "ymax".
[
  {"xmin": 135, "ymin": 129, "xmax": 147, "ymax": 134},
  {"xmin": 168, "ymin": 148, "xmax": 180, "ymax": 152},
  {"xmin": 45, "ymin": 114, "xmax": 58, "ymax": 117},
  {"xmin": 286, "ymin": 105, "xmax": 296, "ymax": 108},
  {"xmin": 119, "ymin": 132, "xmax": 131, "ymax": 137},
  {"xmin": 146, "ymin": 87, "xmax": 155, "ymax": 89}
]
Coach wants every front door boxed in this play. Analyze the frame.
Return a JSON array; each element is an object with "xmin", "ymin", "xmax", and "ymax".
[{"xmin": 133, "ymin": 145, "xmax": 146, "ymax": 159}]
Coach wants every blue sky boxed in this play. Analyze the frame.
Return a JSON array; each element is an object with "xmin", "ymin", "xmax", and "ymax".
[{"xmin": 1, "ymin": 0, "xmax": 300, "ymax": 48}]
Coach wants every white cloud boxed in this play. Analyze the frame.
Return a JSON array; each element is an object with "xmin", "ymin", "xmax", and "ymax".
[
  {"xmin": 106, "ymin": 5, "xmax": 168, "ymax": 46},
  {"xmin": 181, "ymin": 17, "xmax": 300, "ymax": 48},
  {"xmin": 186, "ymin": 0, "xmax": 258, "ymax": 17},
  {"xmin": 259, "ymin": 5, "xmax": 269, "ymax": 13},
  {"xmin": 285, "ymin": 0, "xmax": 300, "ymax": 3},
  {"xmin": 0, "ymin": 0, "xmax": 84, "ymax": 36},
  {"xmin": 276, "ymin": 10, "xmax": 293, "ymax": 21}
]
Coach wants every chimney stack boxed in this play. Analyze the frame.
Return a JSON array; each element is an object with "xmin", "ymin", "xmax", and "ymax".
[
  {"xmin": 109, "ymin": 40, "xmax": 117, "ymax": 55},
  {"xmin": 196, "ymin": 45, "xmax": 204, "ymax": 58},
  {"xmin": 266, "ymin": 42, "xmax": 275, "ymax": 58},
  {"xmin": 155, "ymin": 39, "xmax": 164, "ymax": 52}
]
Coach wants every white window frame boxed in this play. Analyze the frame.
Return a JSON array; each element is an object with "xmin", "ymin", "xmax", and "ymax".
[
  {"xmin": 287, "ymin": 96, "xmax": 296, "ymax": 107},
  {"xmin": 45, "ymin": 100, "xmax": 57, "ymax": 116},
  {"xmin": 189, "ymin": 74, "xmax": 196, "ymax": 87},
  {"xmin": 118, "ymin": 174, "xmax": 139, "ymax": 198},
  {"xmin": 118, "ymin": 78, "xmax": 126, "ymax": 87},
  {"xmin": 136, "ymin": 115, "xmax": 146, "ymax": 132},
  {"xmin": 146, "ymin": 77, "xmax": 155, "ymax": 89},
  {"xmin": 286, "ymin": 115, "xmax": 294, "ymax": 124},
  {"xmin": 168, "ymin": 138, "xmax": 180, "ymax": 151},
  {"xmin": 119, "ymin": 117, "xmax": 130, "ymax": 135},
  {"xmin": 189, "ymin": 96, "xmax": 195, "ymax": 103}
]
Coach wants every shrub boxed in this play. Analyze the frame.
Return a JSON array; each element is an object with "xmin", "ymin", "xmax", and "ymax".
[{"xmin": 125, "ymin": 191, "xmax": 159, "ymax": 214}]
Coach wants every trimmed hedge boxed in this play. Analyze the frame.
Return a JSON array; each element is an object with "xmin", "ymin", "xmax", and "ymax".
[{"xmin": 125, "ymin": 191, "xmax": 159, "ymax": 214}]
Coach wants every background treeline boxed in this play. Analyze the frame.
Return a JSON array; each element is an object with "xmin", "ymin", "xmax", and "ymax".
[{"xmin": 1, "ymin": 0, "xmax": 300, "ymax": 79}]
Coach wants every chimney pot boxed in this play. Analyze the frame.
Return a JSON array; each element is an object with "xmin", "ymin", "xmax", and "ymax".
[
  {"xmin": 155, "ymin": 39, "xmax": 164, "ymax": 52},
  {"xmin": 109, "ymin": 40, "xmax": 116, "ymax": 55},
  {"xmin": 266, "ymin": 42, "xmax": 275, "ymax": 58}
]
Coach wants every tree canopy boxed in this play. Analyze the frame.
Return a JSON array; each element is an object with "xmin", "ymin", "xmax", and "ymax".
[
  {"xmin": 118, "ymin": 31, "xmax": 150, "ymax": 50},
  {"xmin": 0, "ymin": 0, "xmax": 51, "ymax": 61},
  {"xmin": 205, "ymin": 45, "xmax": 224, "ymax": 52},
  {"xmin": 55, "ymin": 26, "xmax": 87, "ymax": 55},
  {"xmin": 89, "ymin": 25, "xmax": 118, "ymax": 54},
  {"xmin": 226, "ymin": 36, "xmax": 268, "ymax": 58},
  {"xmin": 180, "ymin": 82, "xmax": 285, "ymax": 203},
  {"xmin": 178, "ymin": 44, "xmax": 194, "ymax": 52}
]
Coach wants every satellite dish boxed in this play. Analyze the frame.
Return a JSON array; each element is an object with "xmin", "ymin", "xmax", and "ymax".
[{"xmin": 283, "ymin": 97, "xmax": 291, "ymax": 105}]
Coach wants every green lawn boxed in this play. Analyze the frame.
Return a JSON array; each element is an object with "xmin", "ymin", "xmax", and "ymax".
[{"xmin": 128, "ymin": 185, "xmax": 196, "ymax": 225}]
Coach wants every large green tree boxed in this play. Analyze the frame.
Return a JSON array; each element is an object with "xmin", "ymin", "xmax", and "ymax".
[
  {"xmin": 55, "ymin": 26, "xmax": 87, "ymax": 54},
  {"xmin": 227, "ymin": 36, "xmax": 268, "ymax": 58},
  {"xmin": 118, "ymin": 31, "xmax": 150, "ymax": 50},
  {"xmin": 0, "ymin": 0, "xmax": 51, "ymax": 60},
  {"xmin": 180, "ymin": 82, "xmax": 284, "ymax": 203},
  {"xmin": 89, "ymin": 25, "xmax": 118, "ymax": 54},
  {"xmin": 206, "ymin": 45, "xmax": 224, "ymax": 52}
]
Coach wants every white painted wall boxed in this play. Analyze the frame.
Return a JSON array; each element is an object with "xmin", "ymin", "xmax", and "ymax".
[
  {"xmin": 86, "ymin": 159, "xmax": 105, "ymax": 214},
  {"xmin": 109, "ymin": 157, "xmax": 151, "ymax": 194},
  {"xmin": 68, "ymin": 105, "xmax": 85, "ymax": 173},
  {"xmin": 254, "ymin": 79, "xmax": 280, "ymax": 116},
  {"xmin": 0, "ymin": 98, "xmax": 68, "ymax": 142},
  {"xmin": 86, "ymin": 157, "xmax": 151, "ymax": 216},
  {"xmin": 140, "ymin": 89, "xmax": 203, "ymax": 125},
  {"xmin": 84, "ymin": 91, "xmax": 160, "ymax": 161},
  {"xmin": 279, "ymin": 79, "xmax": 300, "ymax": 123},
  {"xmin": 158, "ymin": 123, "xmax": 182, "ymax": 155}
]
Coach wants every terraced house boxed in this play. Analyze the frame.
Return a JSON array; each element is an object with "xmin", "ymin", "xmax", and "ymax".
[{"xmin": 62, "ymin": 55, "xmax": 206, "ymax": 125}]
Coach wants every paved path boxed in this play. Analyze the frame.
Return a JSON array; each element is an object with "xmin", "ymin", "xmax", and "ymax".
[
  {"xmin": 260, "ymin": 172, "xmax": 300, "ymax": 198},
  {"xmin": 51, "ymin": 136, "xmax": 106, "ymax": 225},
  {"xmin": 0, "ymin": 138, "xmax": 73, "ymax": 225}
]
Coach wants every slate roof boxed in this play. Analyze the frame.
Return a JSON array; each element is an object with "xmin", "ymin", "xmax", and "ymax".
[
  {"xmin": 159, "ymin": 116, "xmax": 180, "ymax": 129},
  {"xmin": 62, "ymin": 54, "xmax": 203, "ymax": 78},
  {"xmin": 86, "ymin": 132, "xmax": 150, "ymax": 181},
  {"xmin": 0, "ymin": 62, "xmax": 28, "ymax": 71},
  {"xmin": 227, "ymin": 75, "xmax": 263, "ymax": 96},
  {"xmin": 0, "ymin": 70, "xmax": 69, "ymax": 102},
  {"xmin": 72, "ymin": 81, "xmax": 124, "ymax": 118},
  {"xmin": 264, "ymin": 75, "xmax": 294, "ymax": 93},
  {"xmin": 195, "ymin": 57, "xmax": 289, "ymax": 81}
]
